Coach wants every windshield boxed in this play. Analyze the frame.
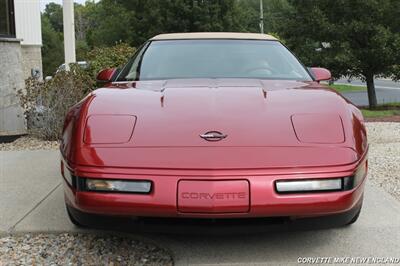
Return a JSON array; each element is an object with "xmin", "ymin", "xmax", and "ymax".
[{"xmin": 117, "ymin": 39, "xmax": 312, "ymax": 81}]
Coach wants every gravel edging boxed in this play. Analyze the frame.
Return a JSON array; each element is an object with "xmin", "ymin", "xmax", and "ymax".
[
  {"xmin": 0, "ymin": 136, "xmax": 58, "ymax": 151},
  {"xmin": 0, "ymin": 233, "xmax": 173, "ymax": 266},
  {"xmin": 366, "ymin": 122, "xmax": 400, "ymax": 201}
]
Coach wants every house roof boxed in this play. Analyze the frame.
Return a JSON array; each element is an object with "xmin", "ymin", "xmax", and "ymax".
[{"xmin": 151, "ymin": 32, "xmax": 278, "ymax": 41}]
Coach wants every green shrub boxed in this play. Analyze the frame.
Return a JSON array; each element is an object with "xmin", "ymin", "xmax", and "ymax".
[{"xmin": 86, "ymin": 42, "xmax": 136, "ymax": 78}]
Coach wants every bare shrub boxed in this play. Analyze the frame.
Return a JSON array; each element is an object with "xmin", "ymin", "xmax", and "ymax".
[
  {"xmin": 17, "ymin": 43, "xmax": 135, "ymax": 141},
  {"xmin": 17, "ymin": 65, "xmax": 93, "ymax": 140}
]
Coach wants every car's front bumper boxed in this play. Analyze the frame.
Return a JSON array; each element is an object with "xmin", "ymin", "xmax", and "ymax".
[{"xmin": 63, "ymin": 157, "xmax": 367, "ymax": 219}]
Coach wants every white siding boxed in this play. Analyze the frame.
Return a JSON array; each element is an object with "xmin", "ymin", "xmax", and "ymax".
[{"xmin": 14, "ymin": 0, "xmax": 42, "ymax": 46}]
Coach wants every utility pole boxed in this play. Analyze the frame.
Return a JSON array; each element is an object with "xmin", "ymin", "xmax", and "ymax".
[
  {"xmin": 62, "ymin": 0, "xmax": 76, "ymax": 71},
  {"xmin": 259, "ymin": 0, "xmax": 264, "ymax": 34}
]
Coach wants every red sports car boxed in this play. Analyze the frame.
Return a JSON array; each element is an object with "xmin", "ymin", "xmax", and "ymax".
[{"xmin": 61, "ymin": 33, "xmax": 368, "ymax": 228}]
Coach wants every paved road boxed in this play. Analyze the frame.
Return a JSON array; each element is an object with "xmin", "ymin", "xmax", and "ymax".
[
  {"xmin": 336, "ymin": 78, "xmax": 400, "ymax": 90},
  {"xmin": 335, "ymin": 78, "xmax": 400, "ymax": 106},
  {"xmin": 1, "ymin": 149, "xmax": 400, "ymax": 265}
]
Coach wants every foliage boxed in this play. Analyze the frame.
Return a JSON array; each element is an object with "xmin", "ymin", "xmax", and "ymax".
[
  {"xmin": 17, "ymin": 65, "xmax": 93, "ymax": 140},
  {"xmin": 86, "ymin": 42, "xmax": 136, "ymax": 78},
  {"xmin": 41, "ymin": 3, "xmax": 94, "ymax": 75},
  {"xmin": 41, "ymin": 15, "xmax": 64, "ymax": 76},
  {"xmin": 43, "ymin": 2, "xmax": 64, "ymax": 32},
  {"xmin": 239, "ymin": 0, "xmax": 291, "ymax": 33},
  {"xmin": 41, "ymin": 0, "xmax": 276, "ymax": 50},
  {"xmin": 76, "ymin": 40, "xmax": 91, "ymax": 61},
  {"xmin": 85, "ymin": 0, "xmax": 134, "ymax": 47},
  {"xmin": 39, "ymin": 0, "xmax": 400, "ymax": 109},
  {"xmin": 19, "ymin": 42, "xmax": 135, "ymax": 140},
  {"xmin": 82, "ymin": 0, "xmax": 258, "ymax": 47},
  {"xmin": 278, "ymin": 0, "xmax": 400, "ymax": 107},
  {"xmin": 41, "ymin": 0, "xmax": 292, "ymax": 75}
]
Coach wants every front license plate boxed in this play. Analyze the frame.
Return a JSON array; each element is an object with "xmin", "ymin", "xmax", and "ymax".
[{"xmin": 177, "ymin": 180, "xmax": 250, "ymax": 213}]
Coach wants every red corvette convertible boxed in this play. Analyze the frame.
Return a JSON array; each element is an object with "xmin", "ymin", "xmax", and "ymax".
[{"xmin": 61, "ymin": 33, "xmax": 368, "ymax": 228}]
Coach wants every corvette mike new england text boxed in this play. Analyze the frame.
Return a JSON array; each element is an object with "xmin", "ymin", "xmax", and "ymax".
[{"xmin": 297, "ymin": 256, "xmax": 400, "ymax": 264}]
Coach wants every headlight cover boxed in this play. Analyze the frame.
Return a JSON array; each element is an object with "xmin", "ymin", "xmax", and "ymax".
[
  {"xmin": 291, "ymin": 114, "xmax": 345, "ymax": 144},
  {"xmin": 85, "ymin": 179, "xmax": 152, "ymax": 193},
  {"xmin": 275, "ymin": 160, "xmax": 367, "ymax": 194},
  {"xmin": 84, "ymin": 115, "xmax": 136, "ymax": 144},
  {"xmin": 276, "ymin": 178, "xmax": 342, "ymax": 193}
]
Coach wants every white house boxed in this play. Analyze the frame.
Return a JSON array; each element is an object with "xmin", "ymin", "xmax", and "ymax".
[{"xmin": 0, "ymin": 0, "xmax": 42, "ymax": 136}]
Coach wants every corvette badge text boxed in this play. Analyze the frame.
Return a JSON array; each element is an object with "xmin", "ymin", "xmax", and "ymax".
[{"xmin": 181, "ymin": 192, "xmax": 246, "ymax": 200}]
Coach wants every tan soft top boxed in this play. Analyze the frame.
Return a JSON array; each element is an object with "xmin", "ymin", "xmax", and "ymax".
[{"xmin": 151, "ymin": 32, "xmax": 278, "ymax": 41}]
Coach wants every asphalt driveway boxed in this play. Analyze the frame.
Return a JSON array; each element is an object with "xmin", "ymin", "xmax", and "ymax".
[
  {"xmin": 1, "ymin": 123, "xmax": 400, "ymax": 265},
  {"xmin": 336, "ymin": 78, "xmax": 400, "ymax": 106},
  {"xmin": 341, "ymin": 88, "xmax": 400, "ymax": 106}
]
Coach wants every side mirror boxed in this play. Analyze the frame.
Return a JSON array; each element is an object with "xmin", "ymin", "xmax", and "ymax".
[
  {"xmin": 96, "ymin": 68, "xmax": 118, "ymax": 83},
  {"xmin": 310, "ymin": 67, "xmax": 331, "ymax": 82}
]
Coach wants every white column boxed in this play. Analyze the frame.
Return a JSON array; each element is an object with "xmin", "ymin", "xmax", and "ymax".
[{"xmin": 62, "ymin": 0, "xmax": 76, "ymax": 71}]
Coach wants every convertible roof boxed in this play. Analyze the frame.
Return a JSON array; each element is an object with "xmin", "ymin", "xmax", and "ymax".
[{"xmin": 151, "ymin": 32, "xmax": 278, "ymax": 41}]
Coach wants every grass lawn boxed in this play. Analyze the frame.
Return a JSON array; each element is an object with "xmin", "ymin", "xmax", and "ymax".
[
  {"xmin": 361, "ymin": 102, "xmax": 400, "ymax": 118},
  {"xmin": 361, "ymin": 109, "xmax": 400, "ymax": 117},
  {"xmin": 325, "ymin": 84, "xmax": 400, "ymax": 118},
  {"xmin": 328, "ymin": 84, "xmax": 366, "ymax": 93}
]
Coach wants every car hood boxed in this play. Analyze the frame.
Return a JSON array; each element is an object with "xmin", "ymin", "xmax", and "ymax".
[{"xmin": 85, "ymin": 79, "xmax": 353, "ymax": 148}]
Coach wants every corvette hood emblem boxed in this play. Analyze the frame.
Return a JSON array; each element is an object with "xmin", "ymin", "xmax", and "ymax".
[{"xmin": 200, "ymin": 131, "xmax": 227, "ymax": 141}]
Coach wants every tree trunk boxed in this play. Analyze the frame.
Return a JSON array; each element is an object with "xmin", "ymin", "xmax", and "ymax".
[{"xmin": 365, "ymin": 73, "xmax": 377, "ymax": 108}]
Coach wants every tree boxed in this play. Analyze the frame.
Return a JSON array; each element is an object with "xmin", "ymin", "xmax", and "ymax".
[
  {"xmin": 77, "ymin": 0, "xmax": 264, "ymax": 48},
  {"xmin": 85, "ymin": 0, "xmax": 135, "ymax": 47},
  {"xmin": 238, "ymin": 0, "xmax": 290, "ymax": 33},
  {"xmin": 40, "ymin": 0, "xmax": 287, "ymax": 75},
  {"xmin": 43, "ymin": 3, "xmax": 64, "ymax": 32},
  {"xmin": 41, "ymin": 15, "xmax": 64, "ymax": 76},
  {"xmin": 42, "ymin": 2, "xmax": 94, "ymax": 69},
  {"xmin": 279, "ymin": 0, "xmax": 400, "ymax": 108}
]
